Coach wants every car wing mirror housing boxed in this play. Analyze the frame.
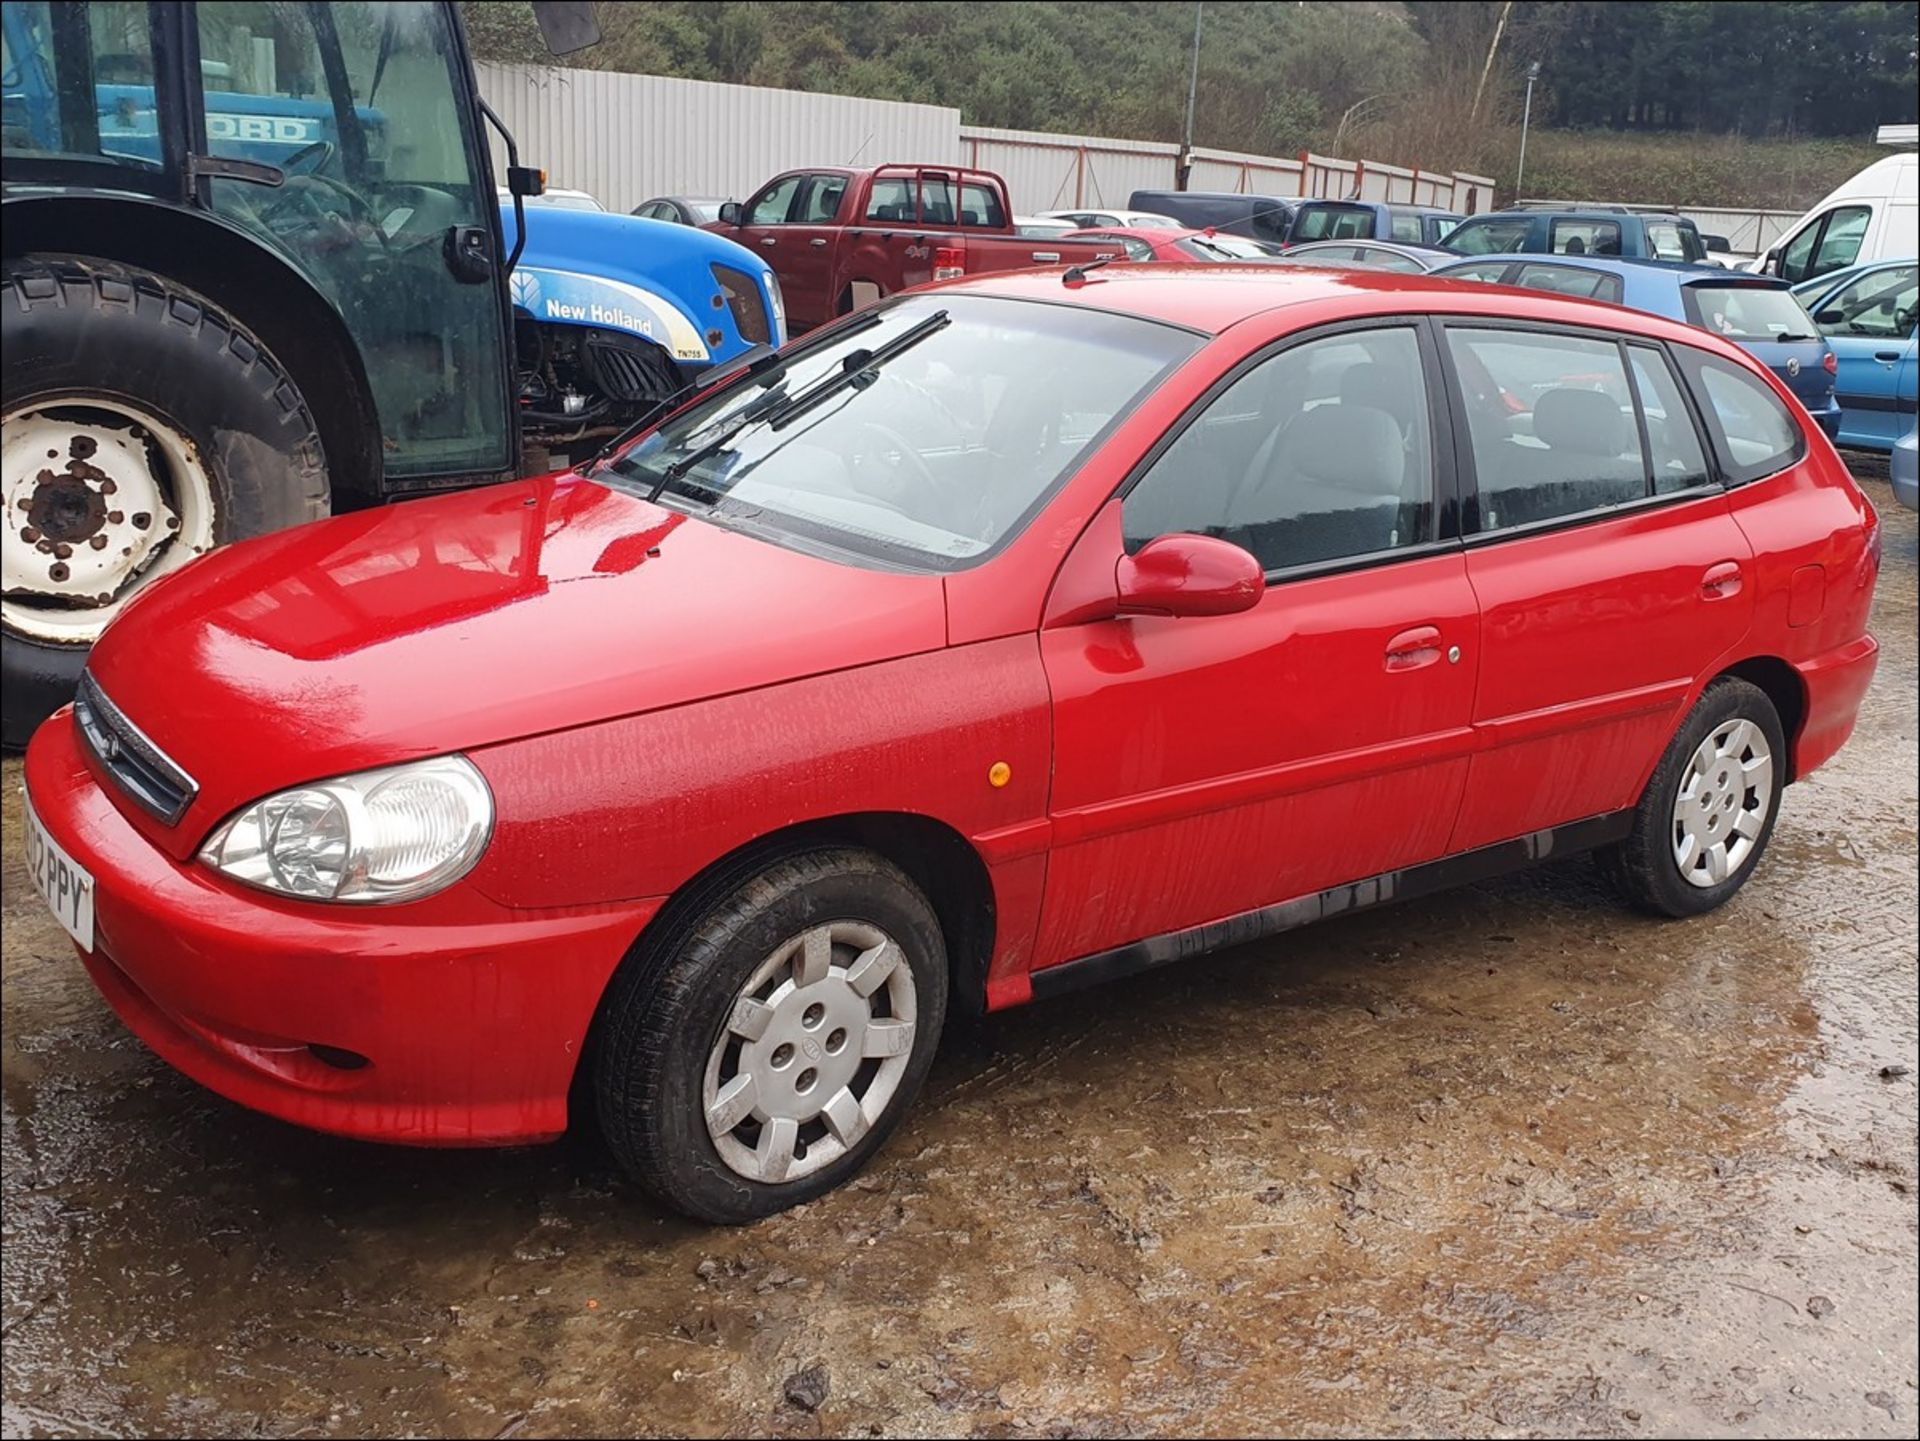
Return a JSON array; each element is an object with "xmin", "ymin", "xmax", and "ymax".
[
  {"xmin": 718, "ymin": 200, "xmax": 743, "ymax": 226},
  {"xmin": 1116, "ymin": 533, "xmax": 1265, "ymax": 618}
]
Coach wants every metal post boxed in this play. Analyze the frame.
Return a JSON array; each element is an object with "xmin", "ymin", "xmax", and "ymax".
[
  {"xmin": 1516, "ymin": 61, "xmax": 1539, "ymax": 199},
  {"xmin": 1178, "ymin": 2, "xmax": 1203, "ymax": 190}
]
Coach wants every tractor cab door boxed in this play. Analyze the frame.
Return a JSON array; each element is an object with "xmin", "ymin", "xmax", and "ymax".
[{"xmin": 187, "ymin": 1, "xmax": 515, "ymax": 488}]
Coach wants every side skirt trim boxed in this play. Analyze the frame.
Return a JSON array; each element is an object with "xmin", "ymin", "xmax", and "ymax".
[{"xmin": 1027, "ymin": 810, "xmax": 1634, "ymax": 1002}]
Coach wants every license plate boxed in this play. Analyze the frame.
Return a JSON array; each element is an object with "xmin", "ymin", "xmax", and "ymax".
[{"xmin": 23, "ymin": 792, "xmax": 94, "ymax": 952}]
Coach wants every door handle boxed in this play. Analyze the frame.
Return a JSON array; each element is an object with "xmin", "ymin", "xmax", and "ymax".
[
  {"xmin": 1874, "ymin": 350, "xmax": 1902, "ymax": 363},
  {"xmin": 1701, "ymin": 561, "xmax": 1743, "ymax": 600},
  {"xmin": 810, "ymin": 237, "xmax": 828, "ymax": 247},
  {"xmin": 1031, "ymin": 251, "xmax": 1061, "ymax": 262},
  {"xmin": 1384, "ymin": 625, "xmax": 1443, "ymax": 672},
  {"xmin": 760, "ymin": 236, "xmax": 777, "ymax": 247}
]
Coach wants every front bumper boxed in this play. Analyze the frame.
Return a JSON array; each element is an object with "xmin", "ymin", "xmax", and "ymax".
[{"xmin": 24, "ymin": 712, "xmax": 659, "ymax": 1146}]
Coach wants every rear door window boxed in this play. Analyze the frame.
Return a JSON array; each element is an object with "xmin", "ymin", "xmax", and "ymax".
[
  {"xmin": 794, "ymin": 173, "xmax": 847, "ymax": 223},
  {"xmin": 1446, "ymin": 328, "xmax": 1647, "ymax": 531},
  {"xmin": 1389, "ymin": 211, "xmax": 1425, "ymax": 243},
  {"xmin": 1436, "ymin": 262, "xmax": 1516, "ymax": 285},
  {"xmin": 1444, "ymin": 216, "xmax": 1534, "ymax": 255},
  {"xmin": 1356, "ymin": 247, "xmax": 1427, "ymax": 274},
  {"xmin": 1513, "ymin": 263, "xmax": 1625, "ymax": 303},
  {"xmin": 1293, "ymin": 204, "xmax": 1375, "ymax": 242},
  {"xmin": 1646, "ymin": 222, "xmax": 1692, "ymax": 261},
  {"xmin": 1678, "ymin": 351, "xmax": 1806, "ymax": 482},
  {"xmin": 1549, "ymin": 218, "xmax": 1622, "ymax": 256},
  {"xmin": 919, "ymin": 175, "xmax": 956, "ymax": 224},
  {"xmin": 1628, "ymin": 347, "xmax": 1712, "ymax": 494}
]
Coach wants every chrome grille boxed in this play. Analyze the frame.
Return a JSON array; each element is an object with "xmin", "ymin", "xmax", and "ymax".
[{"xmin": 73, "ymin": 672, "xmax": 198, "ymax": 825}]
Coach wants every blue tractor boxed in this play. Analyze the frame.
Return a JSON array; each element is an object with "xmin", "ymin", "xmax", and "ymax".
[{"xmin": 0, "ymin": 1, "xmax": 778, "ymax": 743}]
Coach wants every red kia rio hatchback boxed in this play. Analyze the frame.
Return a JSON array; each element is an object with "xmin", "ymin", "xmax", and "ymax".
[{"xmin": 24, "ymin": 267, "xmax": 1881, "ymax": 1223}]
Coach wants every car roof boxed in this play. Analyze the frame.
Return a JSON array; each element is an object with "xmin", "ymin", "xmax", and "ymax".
[
  {"xmin": 1291, "ymin": 239, "xmax": 1450, "ymax": 256},
  {"xmin": 1133, "ymin": 190, "xmax": 1296, "ymax": 205},
  {"xmin": 1434, "ymin": 253, "xmax": 1782, "ymax": 285},
  {"xmin": 932, "ymin": 262, "xmax": 1744, "ymax": 348}
]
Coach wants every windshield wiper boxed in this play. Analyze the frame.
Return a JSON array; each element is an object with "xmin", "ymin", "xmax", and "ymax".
[
  {"xmin": 1770, "ymin": 331, "xmax": 1818, "ymax": 343},
  {"xmin": 764, "ymin": 309, "xmax": 951, "ymax": 433},
  {"xmin": 592, "ymin": 343, "xmax": 781, "ymax": 473},
  {"xmin": 637, "ymin": 313, "xmax": 891, "ymax": 502}
]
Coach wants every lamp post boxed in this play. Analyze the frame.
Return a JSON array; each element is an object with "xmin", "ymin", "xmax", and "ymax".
[
  {"xmin": 1178, "ymin": 2, "xmax": 1203, "ymax": 190},
  {"xmin": 1516, "ymin": 61, "xmax": 1540, "ymax": 199}
]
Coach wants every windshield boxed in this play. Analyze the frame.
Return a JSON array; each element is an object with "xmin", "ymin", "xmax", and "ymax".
[
  {"xmin": 1684, "ymin": 285, "xmax": 1820, "ymax": 342},
  {"xmin": 1130, "ymin": 214, "xmax": 1183, "ymax": 229},
  {"xmin": 605, "ymin": 295, "xmax": 1200, "ymax": 569},
  {"xmin": 1176, "ymin": 234, "xmax": 1274, "ymax": 260}
]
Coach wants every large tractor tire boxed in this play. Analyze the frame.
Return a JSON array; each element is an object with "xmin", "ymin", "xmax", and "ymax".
[{"xmin": 2, "ymin": 256, "xmax": 330, "ymax": 747}]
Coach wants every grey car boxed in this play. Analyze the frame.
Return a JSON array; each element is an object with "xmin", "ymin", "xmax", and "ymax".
[{"xmin": 1892, "ymin": 423, "xmax": 1918, "ymax": 510}]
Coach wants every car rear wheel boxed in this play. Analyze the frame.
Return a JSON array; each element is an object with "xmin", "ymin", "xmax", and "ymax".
[
  {"xmin": 594, "ymin": 847, "xmax": 947, "ymax": 1223},
  {"xmin": 1598, "ymin": 677, "xmax": 1785, "ymax": 917}
]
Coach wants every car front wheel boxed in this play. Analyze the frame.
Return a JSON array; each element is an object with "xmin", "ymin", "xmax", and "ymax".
[
  {"xmin": 594, "ymin": 847, "xmax": 948, "ymax": 1223},
  {"xmin": 1599, "ymin": 677, "xmax": 1786, "ymax": 917}
]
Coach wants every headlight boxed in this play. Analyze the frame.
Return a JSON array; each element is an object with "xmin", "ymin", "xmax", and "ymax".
[
  {"xmin": 200, "ymin": 756, "xmax": 493, "ymax": 903},
  {"xmin": 764, "ymin": 270, "xmax": 786, "ymax": 343}
]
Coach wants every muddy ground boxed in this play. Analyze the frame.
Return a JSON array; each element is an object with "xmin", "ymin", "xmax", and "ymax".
[{"xmin": 3, "ymin": 474, "xmax": 1915, "ymax": 1440}]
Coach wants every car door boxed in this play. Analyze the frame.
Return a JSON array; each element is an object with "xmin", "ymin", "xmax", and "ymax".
[
  {"xmin": 778, "ymin": 172, "xmax": 851, "ymax": 330},
  {"xmin": 731, "ymin": 172, "xmax": 807, "ymax": 306},
  {"xmin": 1774, "ymin": 205, "xmax": 1873, "ymax": 286},
  {"xmin": 1807, "ymin": 262, "xmax": 1919, "ymax": 448},
  {"xmin": 1033, "ymin": 322, "xmax": 1480, "ymax": 970},
  {"xmin": 1440, "ymin": 325, "xmax": 1756, "ymax": 851}
]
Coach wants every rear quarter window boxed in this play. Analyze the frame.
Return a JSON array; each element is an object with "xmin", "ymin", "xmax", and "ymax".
[{"xmin": 1676, "ymin": 350, "xmax": 1807, "ymax": 484}]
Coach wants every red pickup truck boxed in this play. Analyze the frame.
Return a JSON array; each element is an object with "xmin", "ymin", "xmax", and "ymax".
[{"xmin": 711, "ymin": 164, "xmax": 1124, "ymax": 332}]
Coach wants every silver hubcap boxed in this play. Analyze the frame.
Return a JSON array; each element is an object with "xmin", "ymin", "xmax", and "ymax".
[
  {"xmin": 1672, "ymin": 718, "xmax": 1773, "ymax": 888},
  {"xmin": 703, "ymin": 920, "xmax": 917, "ymax": 1184},
  {"xmin": 2, "ymin": 401, "xmax": 217, "ymax": 645}
]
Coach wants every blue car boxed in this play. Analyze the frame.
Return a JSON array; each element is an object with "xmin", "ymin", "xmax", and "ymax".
[
  {"xmin": 1791, "ymin": 260, "xmax": 1917, "ymax": 454},
  {"xmin": 1442, "ymin": 209, "xmax": 1711, "ymax": 265},
  {"xmin": 1432, "ymin": 254, "xmax": 1842, "ymax": 438}
]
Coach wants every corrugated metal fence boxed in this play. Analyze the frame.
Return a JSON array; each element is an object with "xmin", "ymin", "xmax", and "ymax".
[{"xmin": 477, "ymin": 63, "xmax": 1497, "ymax": 217}]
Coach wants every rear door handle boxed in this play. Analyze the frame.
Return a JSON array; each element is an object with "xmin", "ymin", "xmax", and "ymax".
[
  {"xmin": 1031, "ymin": 251, "xmax": 1061, "ymax": 262},
  {"xmin": 1701, "ymin": 561, "xmax": 1743, "ymax": 600},
  {"xmin": 809, "ymin": 237, "xmax": 828, "ymax": 247},
  {"xmin": 760, "ymin": 236, "xmax": 777, "ymax": 248},
  {"xmin": 1384, "ymin": 625, "xmax": 1444, "ymax": 672}
]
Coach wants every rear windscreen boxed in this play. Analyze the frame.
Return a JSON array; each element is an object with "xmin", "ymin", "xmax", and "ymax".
[{"xmin": 1683, "ymin": 286, "xmax": 1820, "ymax": 342}]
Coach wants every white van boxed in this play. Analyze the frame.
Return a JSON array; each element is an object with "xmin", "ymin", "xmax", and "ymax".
[{"xmin": 1750, "ymin": 152, "xmax": 1919, "ymax": 281}]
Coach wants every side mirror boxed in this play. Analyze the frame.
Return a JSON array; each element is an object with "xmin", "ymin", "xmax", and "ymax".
[
  {"xmin": 718, "ymin": 201, "xmax": 743, "ymax": 226},
  {"xmin": 1116, "ymin": 533, "xmax": 1265, "ymax": 618},
  {"xmin": 1762, "ymin": 246, "xmax": 1782, "ymax": 276},
  {"xmin": 1815, "ymin": 307, "xmax": 1844, "ymax": 326},
  {"xmin": 1702, "ymin": 234, "xmax": 1732, "ymax": 251},
  {"xmin": 530, "ymin": 2, "xmax": 602, "ymax": 56}
]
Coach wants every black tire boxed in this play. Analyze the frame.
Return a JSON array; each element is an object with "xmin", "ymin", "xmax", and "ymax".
[
  {"xmin": 595, "ymin": 847, "xmax": 948, "ymax": 1224},
  {"xmin": 2, "ymin": 255, "xmax": 330, "ymax": 748},
  {"xmin": 1597, "ymin": 677, "xmax": 1787, "ymax": 918}
]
